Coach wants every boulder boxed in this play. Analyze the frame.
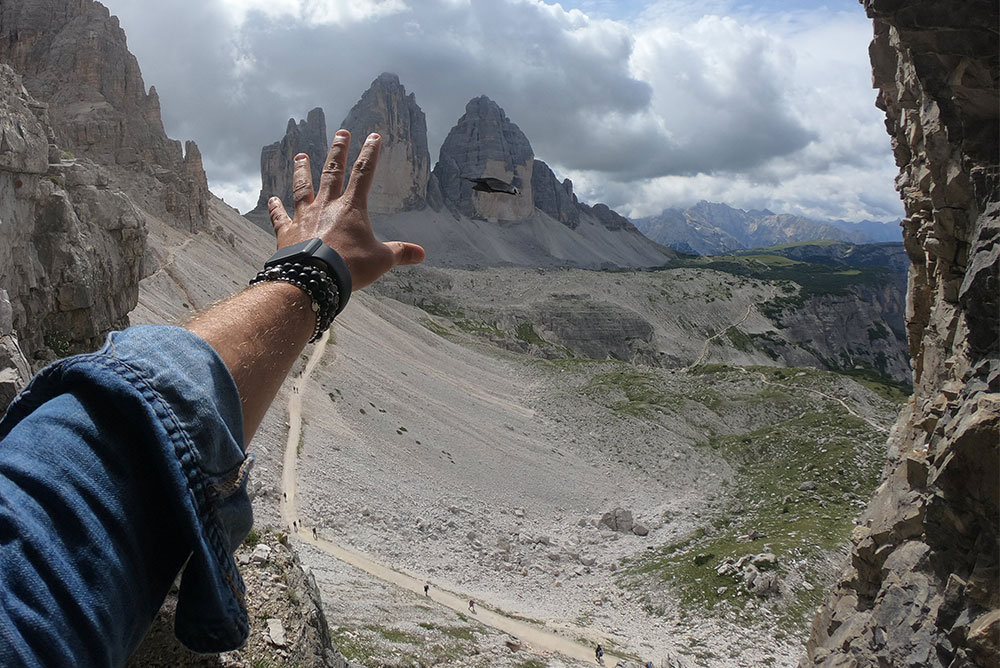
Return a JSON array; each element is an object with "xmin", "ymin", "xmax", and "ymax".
[{"xmin": 599, "ymin": 507, "xmax": 634, "ymax": 534}]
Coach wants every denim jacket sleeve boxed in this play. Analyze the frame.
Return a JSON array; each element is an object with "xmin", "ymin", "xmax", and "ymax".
[{"xmin": 0, "ymin": 325, "xmax": 254, "ymax": 667}]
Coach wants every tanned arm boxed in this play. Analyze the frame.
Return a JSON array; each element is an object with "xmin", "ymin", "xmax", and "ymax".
[{"xmin": 186, "ymin": 130, "xmax": 425, "ymax": 443}]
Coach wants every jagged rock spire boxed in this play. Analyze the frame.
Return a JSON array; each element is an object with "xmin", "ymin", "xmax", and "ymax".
[
  {"xmin": 433, "ymin": 96, "xmax": 535, "ymax": 221},
  {"xmin": 340, "ymin": 72, "xmax": 431, "ymax": 214}
]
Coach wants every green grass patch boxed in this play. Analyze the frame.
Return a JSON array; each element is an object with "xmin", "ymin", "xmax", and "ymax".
[
  {"xmin": 582, "ymin": 368, "xmax": 680, "ymax": 416},
  {"xmin": 421, "ymin": 319, "xmax": 452, "ymax": 338},
  {"xmin": 514, "ymin": 660, "xmax": 546, "ymax": 668},
  {"xmin": 625, "ymin": 403, "xmax": 884, "ymax": 631},
  {"xmin": 725, "ymin": 327, "xmax": 754, "ymax": 352},
  {"xmin": 243, "ymin": 528, "xmax": 260, "ymax": 548},
  {"xmin": 840, "ymin": 367, "xmax": 912, "ymax": 403},
  {"xmin": 514, "ymin": 322, "xmax": 547, "ymax": 345}
]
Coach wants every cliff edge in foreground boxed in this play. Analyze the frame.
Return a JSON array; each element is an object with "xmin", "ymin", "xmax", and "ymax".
[{"xmin": 802, "ymin": 1, "xmax": 998, "ymax": 666}]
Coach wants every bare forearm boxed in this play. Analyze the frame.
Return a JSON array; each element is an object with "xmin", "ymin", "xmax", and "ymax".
[
  {"xmin": 183, "ymin": 129, "xmax": 423, "ymax": 446},
  {"xmin": 185, "ymin": 281, "xmax": 314, "ymax": 444}
]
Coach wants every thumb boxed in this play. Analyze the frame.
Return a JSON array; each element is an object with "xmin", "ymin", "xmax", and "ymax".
[{"xmin": 384, "ymin": 241, "xmax": 426, "ymax": 267}]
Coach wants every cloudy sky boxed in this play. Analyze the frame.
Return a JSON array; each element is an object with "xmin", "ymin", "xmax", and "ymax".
[{"xmin": 99, "ymin": 0, "xmax": 903, "ymax": 222}]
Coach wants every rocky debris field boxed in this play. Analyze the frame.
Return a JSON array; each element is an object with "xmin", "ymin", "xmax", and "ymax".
[{"xmin": 131, "ymin": 214, "xmax": 904, "ymax": 667}]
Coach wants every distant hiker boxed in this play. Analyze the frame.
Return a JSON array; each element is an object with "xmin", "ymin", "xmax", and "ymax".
[
  {"xmin": 283, "ymin": 491, "xmax": 287, "ymax": 500},
  {"xmin": 595, "ymin": 643, "xmax": 604, "ymax": 664},
  {"xmin": 292, "ymin": 520, "xmax": 297, "ymax": 531},
  {"xmin": 312, "ymin": 527, "xmax": 317, "ymax": 539},
  {"xmin": 424, "ymin": 583, "xmax": 429, "ymax": 596},
  {"xmin": 468, "ymin": 599, "xmax": 476, "ymax": 613}
]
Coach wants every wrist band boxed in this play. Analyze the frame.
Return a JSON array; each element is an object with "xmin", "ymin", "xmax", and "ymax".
[{"xmin": 249, "ymin": 262, "xmax": 340, "ymax": 342}]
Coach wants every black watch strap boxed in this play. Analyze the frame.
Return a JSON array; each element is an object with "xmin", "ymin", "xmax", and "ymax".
[{"xmin": 264, "ymin": 239, "xmax": 352, "ymax": 315}]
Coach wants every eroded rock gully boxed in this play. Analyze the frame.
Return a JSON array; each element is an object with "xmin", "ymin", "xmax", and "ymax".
[{"xmin": 801, "ymin": 2, "xmax": 998, "ymax": 667}]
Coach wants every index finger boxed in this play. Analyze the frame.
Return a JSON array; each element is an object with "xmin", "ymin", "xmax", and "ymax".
[{"xmin": 343, "ymin": 133, "xmax": 381, "ymax": 206}]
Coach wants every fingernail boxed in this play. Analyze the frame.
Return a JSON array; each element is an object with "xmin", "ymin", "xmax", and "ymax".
[
  {"xmin": 294, "ymin": 155, "xmax": 307, "ymax": 163},
  {"xmin": 368, "ymin": 133, "xmax": 380, "ymax": 142}
]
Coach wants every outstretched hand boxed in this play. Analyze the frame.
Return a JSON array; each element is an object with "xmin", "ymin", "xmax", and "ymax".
[{"xmin": 267, "ymin": 129, "xmax": 425, "ymax": 290}]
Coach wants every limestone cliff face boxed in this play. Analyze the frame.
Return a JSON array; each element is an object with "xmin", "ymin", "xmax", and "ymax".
[
  {"xmin": 802, "ymin": 2, "xmax": 999, "ymax": 666},
  {"xmin": 0, "ymin": 0, "xmax": 209, "ymax": 231},
  {"xmin": 245, "ymin": 108, "xmax": 328, "ymax": 232},
  {"xmin": 341, "ymin": 73, "xmax": 431, "ymax": 215},
  {"xmin": 0, "ymin": 64, "xmax": 145, "ymax": 395},
  {"xmin": 434, "ymin": 96, "xmax": 535, "ymax": 221},
  {"xmin": 531, "ymin": 159, "xmax": 581, "ymax": 229},
  {"xmin": 774, "ymin": 283, "xmax": 910, "ymax": 384}
]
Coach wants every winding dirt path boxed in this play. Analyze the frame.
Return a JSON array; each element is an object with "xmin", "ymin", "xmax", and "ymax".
[
  {"xmin": 279, "ymin": 332, "xmax": 625, "ymax": 667},
  {"xmin": 734, "ymin": 366, "xmax": 891, "ymax": 434},
  {"xmin": 684, "ymin": 299, "xmax": 757, "ymax": 371}
]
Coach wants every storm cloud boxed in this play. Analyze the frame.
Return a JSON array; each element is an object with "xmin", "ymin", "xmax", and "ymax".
[{"xmin": 100, "ymin": 0, "xmax": 901, "ymax": 221}]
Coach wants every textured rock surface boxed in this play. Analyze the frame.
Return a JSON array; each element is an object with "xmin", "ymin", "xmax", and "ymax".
[
  {"xmin": 772, "ymin": 283, "xmax": 910, "ymax": 384},
  {"xmin": 245, "ymin": 107, "xmax": 328, "ymax": 232},
  {"xmin": 0, "ymin": 64, "xmax": 145, "ymax": 382},
  {"xmin": 340, "ymin": 73, "xmax": 431, "ymax": 215},
  {"xmin": 0, "ymin": 0, "xmax": 209, "ymax": 231},
  {"xmin": 531, "ymin": 159, "xmax": 581, "ymax": 229},
  {"xmin": 802, "ymin": 2, "xmax": 999, "ymax": 666},
  {"xmin": 433, "ymin": 96, "xmax": 535, "ymax": 221},
  {"xmin": 127, "ymin": 531, "xmax": 349, "ymax": 667},
  {"xmin": 0, "ymin": 289, "xmax": 30, "ymax": 409}
]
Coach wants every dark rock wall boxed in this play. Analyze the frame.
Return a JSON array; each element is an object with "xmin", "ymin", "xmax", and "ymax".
[
  {"xmin": 0, "ymin": 64, "xmax": 145, "ymax": 385},
  {"xmin": 0, "ymin": 0, "xmax": 210, "ymax": 231},
  {"xmin": 802, "ymin": 1, "xmax": 999, "ymax": 666}
]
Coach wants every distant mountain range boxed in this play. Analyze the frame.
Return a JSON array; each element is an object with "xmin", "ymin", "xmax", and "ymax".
[{"xmin": 632, "ymin": 201, "xmax": 902, "ymax": 255}]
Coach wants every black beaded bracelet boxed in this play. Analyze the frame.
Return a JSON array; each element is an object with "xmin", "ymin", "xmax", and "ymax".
[{"xmin": 249, "ymin": 261, "xmax": 340, "ymax": 343}]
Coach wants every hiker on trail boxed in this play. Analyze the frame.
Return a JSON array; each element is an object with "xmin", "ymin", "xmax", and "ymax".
[
  {"xmin": 424, "ymin": 583, "xmax": 429, "ymax": 596},
  {"xmin": 595, "ymin": 643, "xmax": 605, "ymax": 664},
  {"xmin": 312, "ymin": 527, "xmax": 317, "ymax": 539},
  {"xmin": 0, "ymin": 129, "xmax": 425, "ymax": 665},
  {"xmin": 469, "ymin": 599, "xmax": 476, "ymax": 613}
]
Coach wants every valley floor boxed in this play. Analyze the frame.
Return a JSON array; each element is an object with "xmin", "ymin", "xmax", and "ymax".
[{"xmin": 132, "ymin": 204, "xmax": 902, "ymax": 667}]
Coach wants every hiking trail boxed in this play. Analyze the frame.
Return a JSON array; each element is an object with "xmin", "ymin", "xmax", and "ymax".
[{"xmin": 280, "ymin": 330, "xmax": 626, "ymax": 667}]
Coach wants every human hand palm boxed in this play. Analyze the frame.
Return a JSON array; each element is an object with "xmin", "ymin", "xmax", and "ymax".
[{"xmin": 267, "ymin": 129, "xmax": 425, "ymax": 290}]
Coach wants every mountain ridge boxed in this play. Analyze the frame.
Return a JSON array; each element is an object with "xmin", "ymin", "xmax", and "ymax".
[{"xmin": 633, "ymin": 201, "xmax": 901, "ymax": 255}]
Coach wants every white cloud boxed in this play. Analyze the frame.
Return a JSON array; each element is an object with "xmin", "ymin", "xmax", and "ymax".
[
  {"xmin": 99, "ymin": 0, "xmax": 901, "ymax": 220},
  {"xmin": 216, "ymin": 0, "xmax": 408, "ymax": 25}
]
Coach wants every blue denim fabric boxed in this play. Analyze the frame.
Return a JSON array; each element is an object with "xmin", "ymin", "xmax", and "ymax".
[{"xmin": 0, "ymin": 325, "xmax": 253, "ymax": 666}]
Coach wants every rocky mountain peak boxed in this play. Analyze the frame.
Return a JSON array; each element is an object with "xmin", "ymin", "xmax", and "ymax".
[
  {"xmin": 433, "ymin": 95, "xmax": 535, "ymax": 221},
  {"xmin": 340, "ymin": 72, "xmax": 431, "ymax": 214},
  {"xmin": 0, "ymin": 0, "xmax": 210, "ymax": 231},
  {"xmin": 245, "ymin": 107, "xmax": 328, "ymax": 231}
]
